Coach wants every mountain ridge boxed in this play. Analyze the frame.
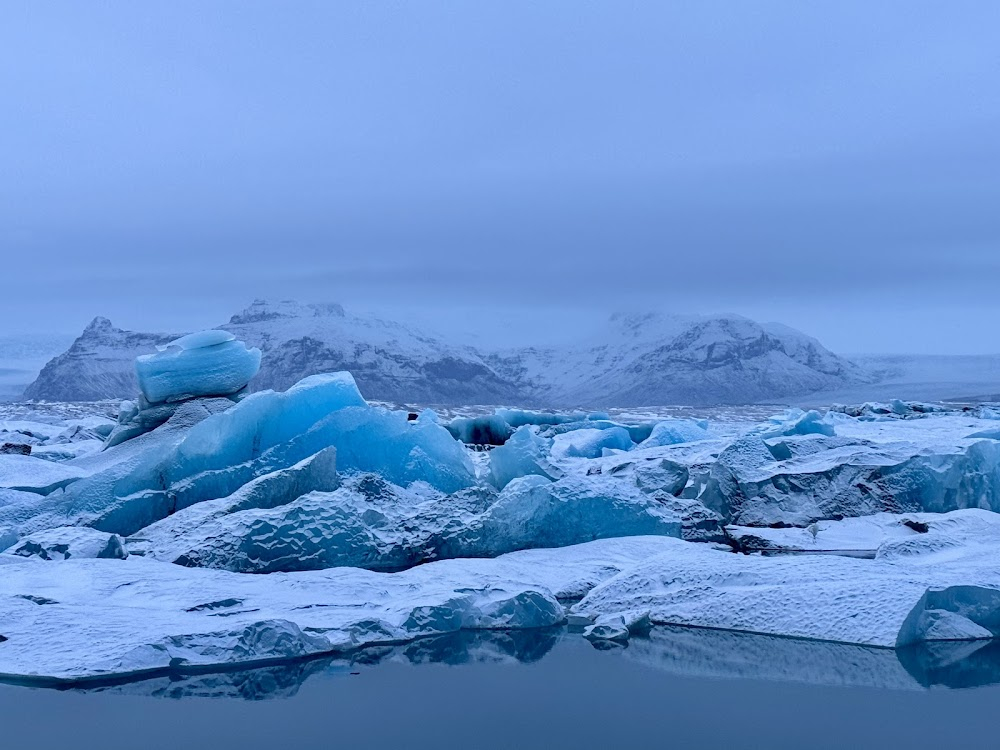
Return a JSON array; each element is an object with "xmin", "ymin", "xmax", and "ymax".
[{"xmin": 21, "ymin": 300, "xmax": 869, "ymax": 406}]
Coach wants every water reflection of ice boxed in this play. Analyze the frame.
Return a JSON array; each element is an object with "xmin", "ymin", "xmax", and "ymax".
[{"xmin": 47, "ymin": 626, "xmax": 1000, "ymax": 701}]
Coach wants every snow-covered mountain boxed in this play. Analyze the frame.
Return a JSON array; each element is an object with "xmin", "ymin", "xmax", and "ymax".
[
  {"xmin": 488, "ymin": 313, "xmax": 868, "ymax": 407},
  {"xmin": 21, "ymin": 301, "xmax": 867, "ymax": 406},
  {"xmin": 22, "ymin": 318, "xmax": 176, "ymax": 402},
  {"xmin": 24, "ymin": 301, "xmax": 522, "ymax": 405},
  {"xmin": 220, "ymin": 300, "xmax": 522, "ymax": 404}
]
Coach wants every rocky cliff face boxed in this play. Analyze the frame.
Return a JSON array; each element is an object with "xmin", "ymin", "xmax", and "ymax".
[
  {"xmin": 22, "ymin": 302, "xmax": 868, "ymax": 406},
  {"xmin": 22, "ymin": 318, "xmax": 176, "ymax": 402}
]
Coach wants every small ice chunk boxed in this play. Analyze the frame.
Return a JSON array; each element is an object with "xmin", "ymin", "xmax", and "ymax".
[
  {"xmin": 552, "ymin": 427, "xmax": 634, "ymax": 459},
  {"xmin": 759, "ymin": 409, "xmax": 835, "ymax": 439},
  {"xmin": 584, "ymin": 615, "xmax": 630, "ymax": 642},
  {"xmin": 488, "ymin": 427, "xmax": 561, "ymax": 489},
  {"xmin": 915, "ymin": 610, "xmax": 993, "ymax": 642},
  {"xmin": 642, "ymin": 418, "xmax": 711, "ymax": 447},
  {"xmin": 8, "ymin": 526, "xmax": 127, "ymax": 560},
  {"xmin": 583, "ymin": 611, "xmax": 651, "ymax": 643}
]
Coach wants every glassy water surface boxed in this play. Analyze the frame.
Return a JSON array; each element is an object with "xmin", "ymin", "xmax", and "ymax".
[{"xmin": 3, "ymin": 626, "xmax": 999, "ymax": 750}]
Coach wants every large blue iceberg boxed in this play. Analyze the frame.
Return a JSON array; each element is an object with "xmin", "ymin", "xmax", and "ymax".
[
  {"xmin": 0, "ymin": 371, "xmax": 475, "ymax": 539},
  {"xmin": 135, "ymin": 330, "xmax": 262, "ymax": 403}
]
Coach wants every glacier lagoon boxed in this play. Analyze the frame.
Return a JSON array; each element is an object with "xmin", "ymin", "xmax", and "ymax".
[
  {"xmin": 5, "ymin": 331, "xmax": 1000, "ymax": 749},
  {"xmin": 2, "ymin": 628, "xmax": 1000, "ymax": 750}
]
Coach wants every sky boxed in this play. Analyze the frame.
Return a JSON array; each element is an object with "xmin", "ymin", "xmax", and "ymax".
[{"xmin": 1, "ymin": 1, "xmax": 999, "ymax": 353}]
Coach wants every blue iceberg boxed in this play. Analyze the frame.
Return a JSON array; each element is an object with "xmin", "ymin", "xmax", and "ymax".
[
  {"xmin": 642, "ymin": 418, "xmax": 711, "ymax": 447},
  {"xmin": 135, "ymin": 330, "xmax": 262, "ymax": 404},
  {"xmin": 3, "ymin": 371, "xmax": 474, "ymax": 538},
  {"xmin": 758, "ymin": 409, "xmax": 836, "ymax": 439},
  {"xmin": 553, "ymin": 427, "xmax": 634, "ymax": 459},
  {"xmin": 488, "ymin": 427, "xmax": 561, "ymax": 489}
]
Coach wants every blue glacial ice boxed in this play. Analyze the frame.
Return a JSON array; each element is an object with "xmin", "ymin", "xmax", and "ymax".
[
  {"xmin": 551, "ymin": 426, "xmax": 634, "ymax": 459},
  {"xmin": 136, "ymin": 472, "xmax": 683, "ymax": 573},
  {"xmin": 0, "ymin": 372, "xmax": 474, "ymax": 538},
  {"xmin": 100, "ymin": 373, "xmax": 474, "ymax": 529},
  {"xmin": 641, "ymin": 418, "xmax": 711, "ymax": 447},
  {"xmin": 446, "ymin": 409, "xmax": 624, "ymax": 446},
  {"xmin": 488, "ymin": 426, "xmax": 562, "ymax": 489},
  {"xmin": 757, "ymin": 409, "xmax": 836, "ymax": 438},
  {"xmin": 135, "ymin": 330, "xmax": 262, "ymax": 403},
  {"xmin": 10, "ymin": 333, "xmax": 1000, "ymax": 686},
  {"xmin": 299, "ymin": 405, "xmax": 475, "ymax": 493}
]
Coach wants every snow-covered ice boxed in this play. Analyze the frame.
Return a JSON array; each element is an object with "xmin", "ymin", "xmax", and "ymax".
[
  {"xmin": 0, "ymin": 454, "xmax": 90, "ymax": 494},
  {"xmin": 4, "ymin": 345, "xmax": 1000, "ymax": 685},
  {"xmin": 573, "ymin": 509, "xmax": 1000, "ymax": 648},
  {"xmin": 8, "ymin": 526, "xmax": 128, "ymax": 560},
  {"xmin": 0, "ymin": 537, "xmax": 670, "ymax": 682},
  {"xmin": 131, "ymin": 471, "xmax": 683, "ymax": 573}
]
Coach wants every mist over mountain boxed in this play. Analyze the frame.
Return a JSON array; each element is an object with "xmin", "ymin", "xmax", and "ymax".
[{"xmin": 23, "ymin": 300, "xmax": 867, "ymax": 407}]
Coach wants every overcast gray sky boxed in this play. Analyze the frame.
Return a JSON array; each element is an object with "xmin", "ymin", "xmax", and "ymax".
[{"xmin": 2, "ymin": 1, "xmax": 998, "ymax": 352}]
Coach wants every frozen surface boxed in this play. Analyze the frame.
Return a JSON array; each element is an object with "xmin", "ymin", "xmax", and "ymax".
[
  {"xmin": 574, "ymin": 509, "xmax": 1000, "ymax": 648},
  {"xmin": 0, "ymin": 537, "xmax": 670, "ymax": 682},
  {"xmin": 4, "ymin": 385, "xmax": 1000, "ymax": 684},
  {"xmin": 727, "ymin": 514, "xmax": 923, "ymax": 554},
  {"xmin": 135, "ymin": 331, "xmax": 261, "ymax": 403},
  {"xmin": 0, "ymin": 454, "xmax": 89, "ymax": 494},
  {"xmin": 3, "ymin": 512, "xmax": 1000, "ymax": 682}
]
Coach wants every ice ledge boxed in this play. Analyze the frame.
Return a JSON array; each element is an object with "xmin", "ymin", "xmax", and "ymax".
[
  {"xmin": 0, "ymin": 537, "xmax": 669, "ymax": 683},
  {"xmin": 3, "ymin": 524, "xmax": 1000, "ymax": 683}
]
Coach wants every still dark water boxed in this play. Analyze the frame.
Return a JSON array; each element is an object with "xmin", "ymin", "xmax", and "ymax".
[{"xmin": 3, "ymin": 626, "xmax": 1000, "ymax": 750}]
